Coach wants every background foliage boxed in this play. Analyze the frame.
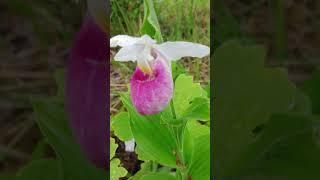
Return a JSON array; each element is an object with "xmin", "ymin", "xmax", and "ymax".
[
  {"xmin": 214, "ymin": 0, "xmax": 320, "ymax": 179},
  {"xmin": 0, "ymin": 0, "xmax": 83, "ymax": 173}
]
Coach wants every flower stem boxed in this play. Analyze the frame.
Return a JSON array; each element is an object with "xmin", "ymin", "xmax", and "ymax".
[
  {"xmin": 169, "ymin": 99, "xmax": 189, "ymax": 179},
  {"xmin": 195, "ymin": 58, "xmax": 200, "ymax": 81},
  {"xmin": 151, "ymin": 161, "xmax": 158, "ymax": 172},
  {"xmin": 170, "ymin": 99, "xmax": 177, "ymax": 119},
  {"xmin": 177, "ymin": 167, "xmax": 188, "ymax": 180}
]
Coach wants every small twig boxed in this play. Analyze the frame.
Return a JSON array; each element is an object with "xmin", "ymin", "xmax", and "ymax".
[
  {"xmin": 0, "ymin": 81, "xmax": 51, "ymax": 91},
  {"xmin": 0, "ymin": 70, "xmax": 52, "ymax": 79},
  {"xmin": 110, "ymin": 108, "xmax": 119, "ymax": 114},
  {"xmin": 110, "ymin": 83, "xmax": 128, "ymax": 87},
  {"xmin": 111, "ymin": 99, "xmax": 121, "ymax": 109},
  {"xmin": 8, "ymin": 119, "xmax": 35, "ymax": 148}
]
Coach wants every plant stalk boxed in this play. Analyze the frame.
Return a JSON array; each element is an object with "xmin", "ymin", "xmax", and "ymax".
[
  {"xmin": 151, "ymin": 160, "xmax": 158, "ymax": 172},
  {"xmin": 169, "ymin": 99, "xmax": 189, "ymax": 179}
]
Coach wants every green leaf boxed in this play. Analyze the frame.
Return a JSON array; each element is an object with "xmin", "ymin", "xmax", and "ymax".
[
  {"xmin": 140, "ymin": 172, "xmax": 176, "ymax": 180},
  {"xmin": 141, "ymin": 0, "xmax": 163, "ymax": 42},
  {"xmin": 173, "ymin": 74, "xmax": 207, "ymax": 119},
  {"xmin": 186, "ymin": 120, "xmax": 210, "ymax": 139},
  {"xmin": 4, "ymin": 0, "xmax": 37, "ymax": 18},
  {"xmin": 110, "ymin": 138, "xmax": 118, "ymax": 160},
  {"xmin": 289, "ymin": 88, "xmax": 312, "ymax": 115},
  {"xmin": 160, "ymin": 106, "xmax": 185, "ymax": 127},
  {"xmin": 237, "ymin": 114, "xmax": 320, "ymax": 179},
  {"xmin": 54, "ymin": 69, "xmax": 65, "ymax": 98},
  {"xmin": 128, "ymin": 161, "xmax": 153, "ymax": 180},
  {"xmin": 32, "ymin": 98, "xmax": 106, "ymax": 180},
  {"xmin": 121, "ymin": 94, "xmax": 177, "ymax": 167},
  {"xmin": 182, "ymin": 126, "xmax": 193, "ymax": 167},
  {"xmin": 171, "ymin": 62, "xmax": 187, "ymax": 80},
  {"xmin": 204, "ymin": 83, "xmax": 211, "ymax": 98},
  {"xmin": 303, "ymin": 71, "xmax": 320, "ymax": 114},
  {"xmin": 160, "ymin": 116, "xmax": 185, "ymax": 127},
  {"xmin": 17, "ymin": 159, "xmax": 62, "ymax": 180},
  {"xmin": 181, "ymin": 97, "xmax": 210, "ymax": 121},
  {"xmin": 187, "ymin": 134, "xmax": 210, "ymax": 180},
  {"xmin": 157, "ymin": 166, "xmax": 173, "ymax": 173},
  {"xmin": 110, "ymin": 159, "xmax": 127, "ymax": 180},
  {"xmin": 182, "ymin": 120, "xmax": 210, "ymax": 172},
  {"xmin": 136, "ymin": 145, "xmax": 155, "ymax": 162},
  {"xmin": 111, "ymin": 112, "xmax": 133, "ymax": 141},
  {"xmin": 0, "ymin": 173, "xmax": 16, "ymax": 180},
  {"xmin": 30, "ymin": 140, "xmax": 48, "ymax": 160},
  {"xmin": 270, "ymin": 0, "xmax": 287, "ymax": 59},
  {"xmin": 213, "ymin": 0, "xmax": 248, "ymax": 49},
  {"xmin": 213, "ymin": 41, "xmax": 296, "ymax": 177}
]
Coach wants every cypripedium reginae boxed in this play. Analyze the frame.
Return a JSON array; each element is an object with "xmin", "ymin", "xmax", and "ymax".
[
  {"xmin": 66, "ymin": 0, "xmax": 108, "ymax": 169},
  {"xmin": 111, "ymin": 34, "xmax": 210, "ymax": 115}
]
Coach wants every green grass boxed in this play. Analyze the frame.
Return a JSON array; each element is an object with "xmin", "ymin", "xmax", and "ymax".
[{"xmin": 111, "ymin": 0, "xmax": 210, "ymax": 44}]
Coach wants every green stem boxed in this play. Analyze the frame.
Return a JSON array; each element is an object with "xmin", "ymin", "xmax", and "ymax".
[
  {"xmin": 170, "ymin": 100, "xmax": 182, "ymax": 150},
  {"xmin": 169, "ymin": 99, "xmax": 189, "ymax": 179},
  {"xmin": 151, "ymin": 161, "xmax": 158, "ymax": 172},
  {"xmin": 177, "ymin": 168, "xmax": 188, "ymax": 180},
  {"xmin": 270, "ymin": 0, "xmax": 286, "ymax": 60},
  {"xmin": 195, "ymin": 58, "xmax": 200, "ymax": 81},
  {"xmin": 170, "ymin": 99, "xmax": 177, "ymax": 119}
]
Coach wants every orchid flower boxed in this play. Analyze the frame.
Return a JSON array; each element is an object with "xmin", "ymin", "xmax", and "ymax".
[
  {"xmin": 66, "ymin": 0, "xmax": 108, "ymax": 169},
  {"xmin": 111, "ymin": 34, "xmax": 210, "ymax": 115}
]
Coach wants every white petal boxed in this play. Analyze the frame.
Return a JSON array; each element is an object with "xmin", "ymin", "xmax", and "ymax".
[
  {"xmin": 135, "ymin": 34, "xmax": 157, "ymax": 45},
  {"xmin": 110, "ymin": 35, "xmax": 141, "ymax": 47},
  {"xmin": 154, "ymin": 42, "xmax": 210, "ymax": 61},
  {"xmin": 136, "ymin": 45, "xmax": 154, "ymax": 73},
  {"xmin": 124, "ymin": 139, "xmax": 135, "ymax": 152},
  {"xmin": 113, "ymin": 44, "xmax": 145, "ymax": 62}
]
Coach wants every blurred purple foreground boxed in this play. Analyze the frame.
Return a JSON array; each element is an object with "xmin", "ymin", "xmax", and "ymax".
[{"xmin": 66, "ymin": 14, "xmax": 109, "ymax": 170}]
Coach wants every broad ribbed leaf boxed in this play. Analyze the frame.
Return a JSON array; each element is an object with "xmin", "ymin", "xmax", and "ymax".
[
  {"xmin": 111, "ymin": 112, "xmax": 133, "ymax": 141},
  {"xmin": 235, "ymin": 114, "xmax": 320, "ymax": 180},
  {"xmin": 128, "ymin": 162, "xmax": 152, "ymax": 180},
  {"xmin": 17, "ymin": 159, "xmax": 61, "ymax": 180},
  {"xmin": 303, "ymin": 71, "xmax": 320, "ymax": 114},
  {"xmin": 32, "ymin": 98, "xmax": 106, "ymax": 180},
  {"xmin": 110, "ymin": 159, "xmax": 127, "ymax": 180},
  {"xmin": 213, "ymin": 41, "xmax": 296, "ymax": 177},
  {"xmin": 121, "ymin": 94, "xmax": 177, "ymax": 167},
  {"xmin": 0, "ymin": 173, "xmax": 15, "ymax": 180},
  {"xmin": 110, "ymin": 138, "xmax": 117, "ymax": 160},
  {"xmin": 141, "ymin": 0, "xmax": 163, "ymax": 42},
  {"xmin": 173, "ymin": 74, "xmax": 207, "ymax": 119},
  {"xmin": 187, "ymin": 134, "xmax": 210, "ymax": 180},
  {"xmin": 140, "ymin": 172, "xmax": 176, "ymax": 180},
  {"xmin": 181, "ymin": 97, "xmax": 210, "ymax": 121}
]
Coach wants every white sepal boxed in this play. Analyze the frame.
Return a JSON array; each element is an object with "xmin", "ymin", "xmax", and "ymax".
[
  {"xmin": 110, "ymin": 35, "xmax": 141, "ymax": 47},
  {"xmin": 135, "ymin": 35, "xmax": 156, "ymax": 45},
  {"xmin": 154, "ymin": 41, "xmax": 210, "ymax": 61},
  {"xmin": 111, "ymin": 34, "xmax": 210, "ymax": 71},
  {"xmin": 113, "ymin": 44, "xmax": 144, "ymax": 62}
]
